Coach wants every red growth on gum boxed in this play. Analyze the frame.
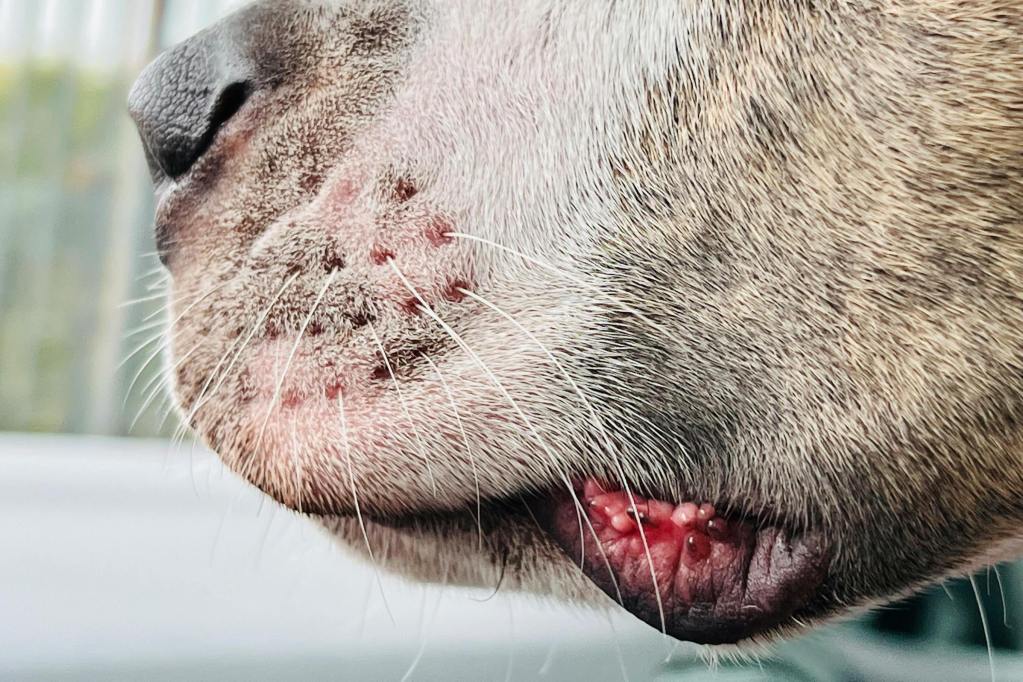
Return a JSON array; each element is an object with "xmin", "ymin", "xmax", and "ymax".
[{"xmin": 582, "ymin": 479, "xmax": 731, "ymax": 568}]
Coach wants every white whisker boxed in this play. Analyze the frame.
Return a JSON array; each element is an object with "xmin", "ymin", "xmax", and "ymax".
[
  {"xmin": 460, "ymin": 286, "xmax": 661, "ymax": 627},
  {"xmin": 387, "ymin": 260, "xmax": 623, "ymax": 605},
  {"xmin": 447, "ymin": 231, "xmax": 678, "ymax": 346},
  {"xmin": 118, "ymin": 330, "xmax": 165, "ymax": 377},
  {"xmin": 421, "ymin": 352, "xmax": 484, "ymax": 551},
  {"xmin": 970, "ymin": 574, "xmax": 997, "ymax": 682},
  {"xmin": 121, "ymin": 282, "xmax": 227, "ymax": 410},
  {"xmin": 129, "ymin": 342, "xmax": 203, "ymax": 433},
  {"xmin": 337, "ymin": 388, "xmax": 394, "ymax": 624},
  {"xmin": 118, "ymin": 291, "xmax": 169, "ymax": 309},
  {"xmin": 142, "ymin": 279, "xmax": 229, "ymax": 326},
  {"xmin": 994, "ymin": 565, "xmax": 1009, "ymax": 629},
  {"xmin": 172, "ymin": 271, "xmax": 300, "ymax": 449},
  {"xmin": 251, "ymin": 269, "xmax": 338, "ymax": 466},
  {"xmin": 366, "ymin": 321, "xmax": 437, "ymax": 496}
]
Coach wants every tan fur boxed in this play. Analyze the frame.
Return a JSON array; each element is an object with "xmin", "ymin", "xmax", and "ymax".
[{"xmin": 605, "ymin": 1, "xmax": 1023, "ymax": 602}]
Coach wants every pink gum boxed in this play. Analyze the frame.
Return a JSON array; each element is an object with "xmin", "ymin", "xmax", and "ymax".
[{"xmin": 581, "ymin": 479, "xmax": 731, "ymax": 565}]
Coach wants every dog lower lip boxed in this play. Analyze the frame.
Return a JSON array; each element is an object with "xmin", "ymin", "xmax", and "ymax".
[{"xmin": 529, "ymin": 478, "xmax": 829, "ymax": 645}]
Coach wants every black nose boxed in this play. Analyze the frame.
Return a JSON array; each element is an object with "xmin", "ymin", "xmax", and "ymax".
[{"xmin": 128, "ymin": 25, "xmax": 256, "ymax": 180}]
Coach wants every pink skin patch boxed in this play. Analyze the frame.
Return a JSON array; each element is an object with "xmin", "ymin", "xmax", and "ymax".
[{"xmin": 197, "ymin": 166, "xmax": 483, "ymax": 516}]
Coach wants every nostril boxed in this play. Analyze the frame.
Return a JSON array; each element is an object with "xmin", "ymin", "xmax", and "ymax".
[
  {"xmin": 128, "ymin": 33, "xmax": 257, "ymax": 180},
  {"xmin": 171, "ymin": 78, "xmax": 251, "ymax": 178},
  {"xmin": 209, "ymin": 80, "xmax": 251, "ymax": 140}
]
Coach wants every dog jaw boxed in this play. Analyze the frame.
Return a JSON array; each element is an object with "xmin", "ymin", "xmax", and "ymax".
[{"xmin": 140, "ymin": 0, "xmax": 1023, "ymax": 646}]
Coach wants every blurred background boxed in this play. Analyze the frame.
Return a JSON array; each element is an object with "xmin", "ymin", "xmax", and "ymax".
[
  {"xmin": 0, "ymin": 0, "xmax": 237, "ymax": 438},
  {"xmin": 1, "ymin": 1, "xmax": 1021, "ymax": 679}
]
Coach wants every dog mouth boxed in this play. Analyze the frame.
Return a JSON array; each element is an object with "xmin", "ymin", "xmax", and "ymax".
[
  {"xmin": 172, "ymin": 299, "xmax": 831, "ymax": 646},
  {"xmin": 529, "ymin": 479, "xmax": 830, "ymax": 645},
  {"xmin": 151, "ymin": 88, "xmax": 830, "ymax": 646},
  {"xmin": 163, "ymin": 226, "xmax": 831, "ymax": 645}
]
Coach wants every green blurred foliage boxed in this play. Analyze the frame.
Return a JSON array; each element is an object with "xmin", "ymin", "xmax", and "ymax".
[{"xmin": 1, "ymin": 62, "xmax": 168, "ymax": 436}]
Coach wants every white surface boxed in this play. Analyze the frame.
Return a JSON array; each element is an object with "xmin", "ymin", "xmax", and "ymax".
[{"xmin": 0, "ymin": 434, "xmax": 682, "ymax": 681}]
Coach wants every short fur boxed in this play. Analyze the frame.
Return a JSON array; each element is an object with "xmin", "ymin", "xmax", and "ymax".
[{"xmin": 136, "ymin": 0, "xmax": 1023, "ymax": 643}]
